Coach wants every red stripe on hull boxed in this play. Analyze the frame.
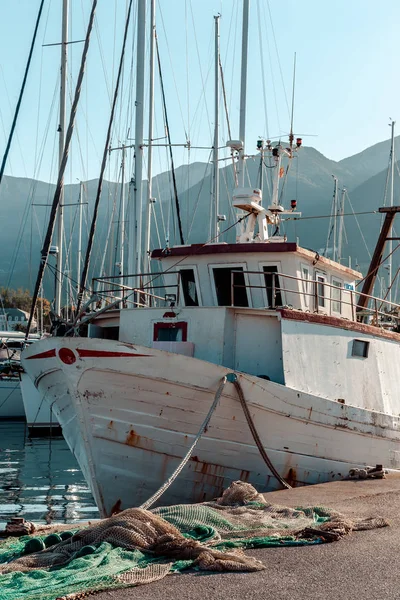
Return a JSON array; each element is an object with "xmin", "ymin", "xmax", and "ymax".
[
  {"xmin": 25, "ymin": 349, "xmax": 56, "ymax": 360},
  {"xmin": 77, "ymin": 349, "xmax": 152, "ymax": 358}
]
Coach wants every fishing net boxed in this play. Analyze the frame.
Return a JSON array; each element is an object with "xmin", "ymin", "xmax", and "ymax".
[{"xmin": 0, "ymin": 481, "xmax": 388, "ymax": 600}]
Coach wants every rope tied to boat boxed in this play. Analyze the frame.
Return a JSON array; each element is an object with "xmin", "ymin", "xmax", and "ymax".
[
  {"xmin": 139, "ymin": 376, "xmax": 228, "ymax": 510},
  {"xmin": 227, "ymin": 373, "xmax": 292, "ymax": 490}
]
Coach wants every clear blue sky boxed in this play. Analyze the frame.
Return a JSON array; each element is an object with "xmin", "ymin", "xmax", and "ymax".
[{"xmin": 1, "ymin": 0, "xmax": 400, "ymax": 184}]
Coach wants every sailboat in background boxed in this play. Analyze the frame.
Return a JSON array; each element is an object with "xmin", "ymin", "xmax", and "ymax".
[{"xmin": 22, "ymin": 0, "xmax": 400, "ymax": 517}]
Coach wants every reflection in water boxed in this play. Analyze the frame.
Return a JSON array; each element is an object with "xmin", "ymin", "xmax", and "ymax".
[{"xmin": 0, "ymin": 422, "xmax": 99, "ymax": 527}]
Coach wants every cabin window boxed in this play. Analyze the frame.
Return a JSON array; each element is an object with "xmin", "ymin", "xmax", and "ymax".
[
  {"xmin": 263, "ymin": 266, "xmax": 282, "ymax": 308},
  {"xmin": 213, "ymin": 267, "xmax": 248, "ymax": 307},
  {"xmin": 153, "ymin": 322, "xmax": 188, "ymax": 342},
  {"xmin": 316, "ymin": 274, "xmax": 326, "ymax": 309},
  {"xmin": 331, "ymin": 279, "xmax": 342, "ymax": 314},
  {"xmin": 352, "ymin": 339, "xmax": 369, "ymax": 358},
  {"xmin": 180, "ymin": 269, "xmax": 199, "ymax": 306},
  {"xmin": 102, "ymin": 327, "xmax": 120, "ymax": 341},
  {"xmin": 301, "ymin": 265, "xmax": 311, "ymax": 307}
]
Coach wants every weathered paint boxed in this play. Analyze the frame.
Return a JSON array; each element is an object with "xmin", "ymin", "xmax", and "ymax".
[
  {"xmin": 21, "ymin": 336, "xmax": 400, "ymax": 517},
  {"xmin": 281, "ymin": 316, "xmax": 400, "ymax": 415}
]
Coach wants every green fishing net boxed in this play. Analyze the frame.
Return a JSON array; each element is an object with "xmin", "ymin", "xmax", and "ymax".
[{"xmin": 0, "ymin": 482, "xmax": 388, "ymax": 600}]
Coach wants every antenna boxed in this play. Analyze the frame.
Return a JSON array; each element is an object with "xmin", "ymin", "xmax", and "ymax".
[{"xmin": 289, "ymin": 52, "xmax": 296, "ymax": 149}]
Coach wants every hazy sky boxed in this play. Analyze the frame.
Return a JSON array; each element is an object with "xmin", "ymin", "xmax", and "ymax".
[{"xmin": 1, "ymin": 0, "xmax": 400, "ymax": 184}]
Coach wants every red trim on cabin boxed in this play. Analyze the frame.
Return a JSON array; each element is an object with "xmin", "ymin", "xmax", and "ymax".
[
  {"xmin": 153, "ymin": 321, "xmax": 188, "ymax": 342},
  {"xmin": 151, "ymin": 242, "xmax": 362, "ymax": 278},
  {"xmin": 151, "ymin": 242, "xmax": 297, "ymax": 259},
  {"xmin": 77, "ymin": 349, "xmax": 153, "ymax": 358},
  {"xmin": 25, "ymin": 349, "xmax": 57, "ymax": 360},
  {"xmin": 278, "ymin": 308, "xmax": 400, "ymax": 342}
]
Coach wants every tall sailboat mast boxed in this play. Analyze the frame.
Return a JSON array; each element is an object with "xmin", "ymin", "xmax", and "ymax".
[
  {"xmin": 144, "ymin": 0, "xmax": 156, "ymax": 270},
  {"xmin": 236, "ymin": 0, "xmax": 249, "ymax": 188},
  {"xmin": 388, "ymin": 119, "xmax": 395, "ymax": 304},
  {"xmin": 77, "ymin": 180, "xmax": 83, "ymax": 294},
  {"xmin": 213, "ymin": 14, "xmax": 220, "ymax": 239},
  {"xmin": 129, "ymin": 0, "xmax": 146, "ymax": 277},
  {"xmin": 55, "ymin": 0, "xmax": 68, "ymax": 316}
]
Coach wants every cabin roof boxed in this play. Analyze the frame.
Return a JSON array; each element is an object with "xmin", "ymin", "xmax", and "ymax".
[{"xmin": 151, "ymin": 242, "xmax": 362, "ymax": 279}]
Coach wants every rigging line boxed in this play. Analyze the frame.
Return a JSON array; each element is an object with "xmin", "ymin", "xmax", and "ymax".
[
  {"xmin": 266, "ymin": 0, "xmax": 290, "ymax": 120},
  {"xmin": 5, "ymin": 73, "xmax": 58, "ymax": 291},
  {"xmin": 155, "ymin": 36, "xmax": 185, "ymax": 246},
  {"xmin": 144, "ymin": 215, "xmax": 251, "ymax": 292},
  {"xmin": 256, "ymin": 0, "xmax": 270, "ymax": 139},
  {"xmin": 355, "ymin": 244, "xmax": 400, "ymax": 288},
  {"xmin": 278, "ymin": 163, "xmax": 291, "ymax": 204},
  {"xmin": 26, "ymin": 0, "xmax": 99, "ymax": 337},
  {"xmin": 0, "ymin": 66, "xmax": 28, "ymax": 178},
  {"xmin": 0, "ymin": 0, "xmax": 45, "ymax": 186},
  {"xmin": 158, "ymin": 4, "xmax": 189, "ymax": 141},
  {"xmin": 94, "ymin": 18, "xmax": 112, "ymax": 105},
  {"xmin": 324, "ymin": 179, "xmax": 337, "ymax": 256},
  {"xmin": 76, "ymin": 0, "xmax": 134, "ymax": 314},
  {"xmin": 285, "ymin": 210, "xmax": 378, "ymax": 221},
  {"xmin": 219, "ymin": 56, "xmax": 237, "ymax": 186},
  {"xmin": 188, "ymin": 0, "xmax": 212, "ymax": 140},
  {"xmin": 345, "ymin": 191, "xmax": 372, "ymax": 262},
  {"xmin": 262, "ymin": 2, "xmax": 281, "ymax": 134},
  {"xmin": 34, "ymin": 0, "xmax": 52, "ymax": 170},
  {"xmin": 187, "ymin": 150, "xmax": 213, "ymax": 239},
  {"xmin": 378, "ymin": 265, "xmax": 400, "ymax": 311}
]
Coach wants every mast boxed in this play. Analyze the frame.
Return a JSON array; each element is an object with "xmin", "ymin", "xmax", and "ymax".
[
  {"xmin": 337, "ymin": 187, "xmax": 346, "ymax": 263},
  {"xmin": 119, "ymin": 145, "xmax": 126, "ymax": 277},
  {"xmin": 129, "ymin": 0, "xmax": 146, "ymax": 277},
  {"xmin": 77, "ymin": 181, "xmax": 83, "ymax": 295},
  {"xmin": 55, "ymin": 0, "xmax": 69, "ymax": 316},
  {"xmin": 144, "ymin": 0, "xmax": 155, "ymax": 269},
  {"xmin": 213, "ymin": 14, "xmax": 220, "ymax": 238},
  {"xmin": 236, "ymin": 0, "xmax": 249, "ymax": 188},
  {"xmin": 388, "ymin": 119, "xmax": 395, "ymax": 304},
  {"xmin": 332, "ymin": 175, "xmax": 338, "ymax": 261}
]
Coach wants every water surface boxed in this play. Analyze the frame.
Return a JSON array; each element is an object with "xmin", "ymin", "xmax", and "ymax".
[{"xmin": 0, "ymin": 421, "xmax": 99, "ymax": 528}]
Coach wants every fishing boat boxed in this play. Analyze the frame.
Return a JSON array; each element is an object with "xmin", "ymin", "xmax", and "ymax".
[{"xmin": 21, "ymin": 0, "xmax": 400, "ymax": 517}]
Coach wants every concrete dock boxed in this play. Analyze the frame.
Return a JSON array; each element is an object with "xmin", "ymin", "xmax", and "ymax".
[{"xmin": 95, "ymin": 475, "xmax": 400, "ymax": 599}]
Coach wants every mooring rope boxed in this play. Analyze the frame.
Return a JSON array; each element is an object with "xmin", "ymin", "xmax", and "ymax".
[
  {"xmin": 140, "ymin": 376, "xmax": 227, "ymax": 510},
  {"xmin": 227, "ymin": 373, "xmax": 291, "ymax": 490}
]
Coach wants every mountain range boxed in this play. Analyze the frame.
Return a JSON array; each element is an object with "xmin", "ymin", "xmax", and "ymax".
[{"xmin": 0, "ymin": 135, "xmax": 399, "ymax": 299}]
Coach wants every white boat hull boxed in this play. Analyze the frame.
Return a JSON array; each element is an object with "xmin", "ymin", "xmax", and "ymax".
[
  {"xmin": 0, "ymin": 377, "xmax": 24, "ymax": 419},
  {"xmin": 20, "ymin": 372, "xmax": 60, "ymax": 433},
  {"xmin": 22, "ymin": 337, "xmax": 400, "ymax": 516}
]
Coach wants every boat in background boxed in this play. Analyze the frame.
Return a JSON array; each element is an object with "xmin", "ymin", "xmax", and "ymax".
[{"xmin": 0, "ymin": 332, "xmax": 60, "ymax": 433}]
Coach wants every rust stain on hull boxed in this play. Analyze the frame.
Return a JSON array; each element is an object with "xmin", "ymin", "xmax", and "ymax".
[
  {"xmin": 126, "ymin": 429, "xmax": 141, "ymax": 447},
  {"xmin": 285, "ymin": 467, "xmax": 298, "ymax": 487}
]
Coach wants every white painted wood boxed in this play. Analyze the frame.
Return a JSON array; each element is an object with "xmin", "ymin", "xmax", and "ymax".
[{"xmin": 21, "ymin": 335, "xmax": 400, "ymax": 517}]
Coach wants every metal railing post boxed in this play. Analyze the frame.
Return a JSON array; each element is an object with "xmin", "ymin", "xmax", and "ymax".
[{"xmin": 272, "ymin": 274, "xmax": 276, "ymax": 308}]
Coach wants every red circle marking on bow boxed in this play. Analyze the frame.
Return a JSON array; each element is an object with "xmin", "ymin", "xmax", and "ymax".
[{"xmin": 58, "ymin": 347, "xmax": 77, "ymax": 365}]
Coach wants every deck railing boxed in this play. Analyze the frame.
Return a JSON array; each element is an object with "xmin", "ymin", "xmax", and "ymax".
[
  {"xmin": 91, "ymin": 268, "xmax": 399, "ymax": 330},
  {"xmin": 231, "ymin": 270, "xmax": 400, "ymax": 327},
  {"xmin": 91, "ymin": 271, "xmax": 181, "ymax": 308}
]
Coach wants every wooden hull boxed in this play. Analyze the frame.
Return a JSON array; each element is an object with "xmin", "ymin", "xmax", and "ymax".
[{"xmin": 22, "ymin": 337, "xmax": 400, "ymax": 517}]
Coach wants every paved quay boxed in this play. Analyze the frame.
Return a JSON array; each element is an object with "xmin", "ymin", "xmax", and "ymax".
[{"xmin": 96, "ymin": 475, "xmax": 400, "ymax": 600}]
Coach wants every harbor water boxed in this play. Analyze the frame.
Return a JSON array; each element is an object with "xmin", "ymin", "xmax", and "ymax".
[{"xmin": 0, "ymin": 421, "xmax": 99, "ymax": 529}]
